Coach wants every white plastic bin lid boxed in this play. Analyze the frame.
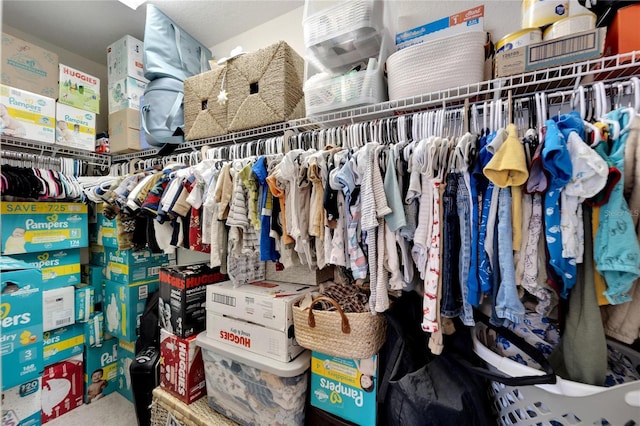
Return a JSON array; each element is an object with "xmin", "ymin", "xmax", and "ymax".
[{"xmin": 195, "ymin": 331, "xmax": 310, "ymax": 377}]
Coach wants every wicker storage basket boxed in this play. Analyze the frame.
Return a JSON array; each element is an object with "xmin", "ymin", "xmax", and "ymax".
[
  {"xmin": 386, "ymin": 31, "xmax": 486, "ymax": 101},
  {"xmin": 292, "ymin": 296, "xmax": 386, "ymax": 359},
  {"xmin": 225, "ymin": 41, "xmax": 305, "ymax": 132},
  {"xmin": 183, "ymin": 66, "xmax": 228, "ymax": 141},
  {"xmin": 150, "ymin": 387, "xmax": 238, "ymax": 426}
]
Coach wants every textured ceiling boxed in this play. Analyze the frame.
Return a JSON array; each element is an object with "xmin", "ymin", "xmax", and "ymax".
[{"xmin": 2, "ymin": 0, "xmax": 304, "ymax": 64}]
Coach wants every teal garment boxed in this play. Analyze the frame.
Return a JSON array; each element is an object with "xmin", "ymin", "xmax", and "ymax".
[
  {"xmin": 595, "ymin": 109, "xmax": 640, "ymax": 305},
  {"xmin": 383, "ymin": 149, "xmax": 407, "ymax": 232}
]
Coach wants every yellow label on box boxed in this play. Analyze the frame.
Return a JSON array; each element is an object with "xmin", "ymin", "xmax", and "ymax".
[
  {"xmin": 1, "ymin": 203, "xmax": 87, "ymax": 214},
  {"xmin": 43, "ymin": 335, "xmax": 84, "ymax": 358}
]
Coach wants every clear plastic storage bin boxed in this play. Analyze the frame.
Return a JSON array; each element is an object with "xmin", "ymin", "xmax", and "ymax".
[{"xmin": 303, "ymin": 0, "xmax": 384, "ymax": 74}]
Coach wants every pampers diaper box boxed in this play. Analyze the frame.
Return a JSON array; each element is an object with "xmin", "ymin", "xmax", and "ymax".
[
  {"xmin": 310, "ymin": 352, "xmax": 378, "ymax": 426},
  {"xmin": 0, "ymin": 84, "xmax": 56, "ymax": 144},
  {"xmin": 0, "ymin": 202, "xmax": 88, "ymax": 255},
  {"xmin": 103, "ymin": 278, "xmax": 159, "ymax": 342},
  {"xmin": 55, "ymin": 103, "xmax": 96, "ymax": 151},
  {"xmin": 14, "ymin": 249, "xmax": 81, "ymax": 290},
  {"xmin": 2, "ymin": 32, "xmax": 59, "ymax": 97},
  {"xmin": 84, "ymin": 338, "xmax": 119, "ymax": 404},
  {"xmin": 104, "ymin": 248, "xmax": 174, "ymax": 285},
  {"xmin": 58, "ymin": 64, "xmax": 100, "ymax": 114},
  {"xmin": 0, "ymin": 256, "xmax": 43, "ymax": 391},
  {"xmin": 116, "ymin": 339, "xmax": 136, "ymax": 403},
  {"xmin": 41, "ymin": 353, "xmax": 84, "ymax": 424},
  {"xmin": 43, "ymin": 323, "xmax": 85, "ymax": 366},
  {"xmin": 1, "ymin": 376, "xmax": 42, "ymax": 426}
]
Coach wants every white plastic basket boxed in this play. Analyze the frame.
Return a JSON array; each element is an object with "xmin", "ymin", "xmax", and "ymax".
[
  {"xmin": 473, "ymin": 326, "xmax": 640, "ymax": 426},
  {"xmin": 386, "ymin": 31, "xmax": 486, "ymax": 101}
]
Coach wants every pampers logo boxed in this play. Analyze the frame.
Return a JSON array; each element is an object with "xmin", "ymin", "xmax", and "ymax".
[
  {"xmin": 109, "ymin": 250, "xmax": 125, "ymax": 263},
  {"xmin": 8, "ymin": 96, "xmax": 42, "ymax": 113},
  {"xmin": 25, "ymin": 214, "xmax": 69, "ymax": 230},
  {"xmin": 34, "ymin": 252, "xmax": 61, "ymax": 268},
  {"xmin": 1, "ymin": 303, "xmax": 32, "ymax": 328},
  {"xmin": 319, "ymin": 377, "xmax": 364, "ymax": 407},
  {"xmin": 64, "ymin": 115, "xmax": 89, "ymax": 127}
]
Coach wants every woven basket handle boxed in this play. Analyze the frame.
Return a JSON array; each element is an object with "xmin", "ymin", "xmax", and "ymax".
[{"xmin": 308, "ymin": 296, "xmax": 351, "ymax": 334}]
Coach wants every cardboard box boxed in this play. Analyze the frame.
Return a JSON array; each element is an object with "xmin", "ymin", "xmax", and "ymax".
[
  {"xmin": 89, "ymin": 244, "xmax": 106, "ymax": 266},
  {"xmin": 116, "ymin": 338, "xmax": 136, "ymax": 403},
  {"xmin": 604, "ymin": 4, "xmax": 640, "ymax": 59},
  {"xmin": 42, "ymin": 286, "xmax": 75, "ymax": 332},
  {"xmin": 0, "ymin": 202, "xmax": 88, "ymax": 255},
  {"xmin": 55, "ymin": 102, "xmax": 97, "ymax": 151},
  {"xmin": 159, "ymin": 264, "xmax": 227, "ymax": 338},
  {"xmin": 84, "ymin": 312, "xmax": 105, "ymax": 348},
  {"xmin": 206, "ymin": 312, "xmax": 304, "ymax": 362},
  {"xmin": 0, "ymin": 84, "xmax": 56, "ymax": 144},
  {"xmin": 206, "ymin": 280, "xmax": 312, "ymax": 333},
  {"xmin": 310, "ymin": 352, "xmax": 378, "ymax": 426},
  {"xmin": 2, "ymin": 32, "xmax": 59, "ymax": 97},
  {"xmin": 82, "ymin": 263, "xmax": 105, "ymax": 304},
  {"xmin": 494, "ymin": 27, "xmax": 607, "ymax": 78},
  {"xmin": 75, "ymin": 284, "xmax": 94, "ymax": 322},
  {"xmin": 160, "ymin": 329, "xmax": 205, "ymax": 404},
  {"xmin": 107, "ymin": 77, "xmax": 146, "ymax": 114},
  {"xmin": 43, "ymin": 323, "xmax": 85, "ymax": 365},
  {"xmin": 105, "ymin": 248, "xmax": 174, "ymax": 284},
  {"xmin": 14, "ymin": 249, "xmax": 81, "ymax": 290},
  {"xmin": 41, "ymin": 354, "xmax": 84, "ymax": 424},
  {"xmin": 108, "ymin": 107, "xmax": 143, "ymax": 153},
  {"xmin": 107, "ymin": 35, "xmax": 147, "ymax": 84},
  {"xmin": 1, "ymin": 376, "xmax": 42, "ymax": 426},
  {"xmin": 0, "ymin": 256, "xmax": 43, "ymax": 390},
  {"xmin": 103, "ymin": 278, "xmax": 159, "ymax": 342},
  {"xmin": 84, "ymin": 338, "xmax": 119, "ymax": 403},
  {"xmin": 58, "ymin": 64, "xmax": 100, "ymax": 114}
]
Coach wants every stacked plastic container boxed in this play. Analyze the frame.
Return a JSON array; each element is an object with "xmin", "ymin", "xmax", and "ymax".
[{"xmin": 302, "ymin": 0, "xmax": 389, "ymax": 116}]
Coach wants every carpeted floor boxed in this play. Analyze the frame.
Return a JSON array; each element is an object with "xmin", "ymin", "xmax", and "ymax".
[{"xmin": 45, "ymin": 392, "xmax": 137, "ymax": 426}]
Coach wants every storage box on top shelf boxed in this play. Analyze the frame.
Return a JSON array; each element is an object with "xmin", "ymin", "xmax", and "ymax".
[
  {"xmin": 310, "ymin": 351, "xmax": 378, "ymax": 426},
  {"xmin": 0, "ymin": 202, "xmax": 88, "ymax": 255},
  {"xmin": 116, "ymin": 338, "xmax": 136, "ymax": 403},
  {"xmin": 103, "ymin": 278, "xmax": 159, "ymax": 342},
  {"xmin": 495, "ymin": 27, "xmax": 607, "ymax": 78},
  {"xmin": 55, "ymin": 102, "xmax": 97, "ymax": 151},
  {"xmin": 43, "ymin": 323, "xmax": 85, "ymax": 366},
  {"xmin": 184, "ymin": 63, "xmax": 228, "ymax": 140},
  {"xmin": 84, "ymin": 338, "xmax": 119, "ymax": 404},
  {"xmin": 196, "ymin": 332, "xmax": 310, "ymax": 426},
  {"xmin": 107, "ymin": 35, "xmax": 147, "ymax": 84},
  {"xmin": 604, "ymin": 3, "xmax": 640, "ymax": 61},
  {"xmin": 224, "ymin": 40, "xmax": 305, "ymax": 132},
  {"xmin": 1, "ymin": 376, "xmax": 42, "ymax": 426},
  {"xmin": 108, "ymin": 107, "xmax": 145, "ymax": 153},
  {"xmin": 0, "ymin": 256, "xmax": 43, "ymax": 391},
  {"xmin": 13, "ymin": 248, "xmax": 81, "ymax": 290},
  {"xmin": 303, "ymin": 0, "xmax": 385, "ymax": 74},
  {"xmin": 107, "ymin": 76, "xmax": 146, "ymax": 114},
  {"xmin": 58, "ymin": 64, "xmax": 100, "ymax": 114},
  {"xmin": 41, "ymin": 353, "xmax": 84, "ymax": 424},
  {"xmin": 159, "ymin": 263, "xmax": 227, "ymax": 339},
  {"xmin": 0, "ymin": 84, "xmax": 56, "ymax": 144},
  {"xmin": 2, "ymin": 32, "xmax": 59, "ymax": 98},
  {"xmin": 105, "ymin": 247, "xmax": 175, "ymax": 284},
  {"xmin": 42, "ymin": 285, "xmax": 75, "ymax": 332},
  {"xmin": 160, "ymin": 329, "xmax": 206, "ymax": 404}
]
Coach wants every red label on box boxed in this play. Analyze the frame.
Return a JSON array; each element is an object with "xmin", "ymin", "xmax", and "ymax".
[
  {"xmin": 41, "ymin": 355, "xmax": 84, "ymax": 424},
  {"xmin": 160, "ymin": 329, "xmax": 205, "ymax": 404}
]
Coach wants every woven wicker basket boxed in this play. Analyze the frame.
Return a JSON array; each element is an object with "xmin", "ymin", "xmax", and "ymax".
[
  {"xmin": 150, "ymin": 387, "xmax": 238, "ymax": 426},
  {"xmin": 386, "ymin": 31, "xmax": 486, "ymax": 101},
  {"xmin": 225, "ymin": 41, "xmax": 305, "ymax": 132},
  {"xmin": 292, "ymin": 296, "xmax": 387, "ymax": 359},
  {"xmin": 183, "ymin": 65, "xmax": 228, "ymax": 141}
]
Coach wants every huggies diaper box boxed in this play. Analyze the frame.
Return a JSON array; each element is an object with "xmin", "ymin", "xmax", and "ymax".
[
  {"xmin": 55, "ymin": 102, "xmax": 97, "ymax": 152},
  {"xmin": 0, "ymin": 202, "xmax": 88, "ymax": 255},
  {"xmin": 0, "ymin": 256, "xmax": 43, "ymax": 390},
  {"xmin": 0, "ymin": 84, "xmax": 56, "ymax": 144},
  {"xmin": 14, "ymin": 249, "xmax": 81, "ymax": 290},
  {"xmin": 103, "ymin": 278, "xmax": 159, "ymax": 342},
  {"xmin": 58, "ymin": 64, "xmax": 100, "ymax": 114},
  {"xmin": 116, "ymin": 338, "xmax": 136, "ymax": 403},
  {"xmin": 43, "ymin": 323, "xmax": 85, "ymax": 366},
  {"xmin": 41, "ymin": 354, "xmax": 84, "ymax": 424},
  {"xmin": 1, "ymin": 376, "xmax": 42, "ymax": 426},
  {"xmin": 2, "ymin": 32, "xmax": 59, "ymax": 97},
  {"xmin": 160, "ymin": 329, "xmax": 205, "ymax": 404},
  {"xmin": 84, "ymin": 338, "xmax": 119, "ymax": 404}
]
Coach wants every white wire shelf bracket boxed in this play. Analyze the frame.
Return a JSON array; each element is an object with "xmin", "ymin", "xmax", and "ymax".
[{"xmin": 0, "ymin": 136, "xmax": 111, "ymax": 167}]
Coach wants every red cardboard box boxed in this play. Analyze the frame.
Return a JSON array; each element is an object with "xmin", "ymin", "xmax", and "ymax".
[
  {"xmin": 159, "ymin": 263, "xmax": 227, "ymax": 338},
  {"xmin": 160, "ymin": 329, "xmax": 205, "ymax": 404},
  {"xmin": 604, "ymin": 4, "xmax": 640, "ymax": 59},
  {"xmin": 41, "ymin": 354, "xmax": 84, "ymax": 424}
]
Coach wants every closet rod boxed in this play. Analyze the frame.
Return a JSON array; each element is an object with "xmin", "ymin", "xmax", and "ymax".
[{"xmin": 0, "ymin": 135, "xmax": 111, "ymax": 167}]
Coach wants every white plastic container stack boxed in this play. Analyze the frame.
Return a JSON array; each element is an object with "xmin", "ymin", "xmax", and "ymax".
[{"xmin": 302, "ymin": 0, "xmax": 389, "ymax": 115}]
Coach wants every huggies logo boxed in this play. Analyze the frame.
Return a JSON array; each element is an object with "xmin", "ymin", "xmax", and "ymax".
[{"xmin": 178, "ymin": 341, "xmax": 187, "ymax": 396}]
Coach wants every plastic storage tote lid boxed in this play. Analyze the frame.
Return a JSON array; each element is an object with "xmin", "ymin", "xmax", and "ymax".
[{"xmin": 195, "ymin": 331, "xmax": 311, "ymax": 377}]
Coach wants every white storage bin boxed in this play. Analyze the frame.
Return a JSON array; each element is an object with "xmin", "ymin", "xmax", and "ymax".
[
  {"xmin": 196, "ymin": 332, "xmax": 310, "ymax": 426},
  {"xmin": 304, "ymin": 32, "xmax": 389, "ymax": 116},
  {"xmin": 303, "ymin": 0, "xmax": 384, "ymax": 73}
]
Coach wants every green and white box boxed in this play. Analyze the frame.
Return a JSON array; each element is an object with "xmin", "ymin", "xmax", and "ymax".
[
  {"xmin": 108, "ymin": 76, "xmax": 147, "ymax": 114},
  {"xmin": 0, "ymin": 84, "xmax": 55, "ymax": 143},
  {"xmin": 58, "ymin": 64, "xmax": 100, "ymax": 114},
  {"xmin": 107, "ymin": 35, "xmax": 147, "ymax": 84}
]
